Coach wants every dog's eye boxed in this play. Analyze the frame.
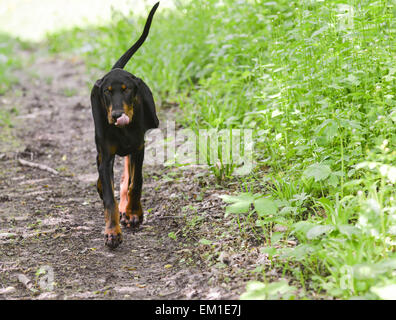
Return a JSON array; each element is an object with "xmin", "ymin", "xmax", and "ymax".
[
  {"xmin": 104, "ymin": 86, "xmax": 112, "ymax": 94},
  {"xmin": 122, "ymin": 85, "xmax": 131, "ymax": 93}
]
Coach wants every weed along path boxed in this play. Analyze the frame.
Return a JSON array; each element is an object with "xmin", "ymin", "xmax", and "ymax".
[{"xmin": 0, "ymin": 54, "xmax": 266, "ymax": 300}]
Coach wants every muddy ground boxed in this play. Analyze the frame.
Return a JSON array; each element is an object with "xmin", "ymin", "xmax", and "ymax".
[{"xmin": 0, "ymin": 52, "xmax": 268, "ymax": 300}]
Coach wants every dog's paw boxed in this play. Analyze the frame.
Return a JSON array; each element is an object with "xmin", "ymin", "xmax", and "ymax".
[
  {"xmin": 120, "ymin": 211, "xmax": 143, "ymax": 229},
  {"xmin": 104, "ymin": 229, "xmax": 123, "ymax": 249}
]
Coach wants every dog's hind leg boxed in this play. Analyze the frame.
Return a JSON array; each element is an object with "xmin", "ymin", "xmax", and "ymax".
[
  {"xmin": 96, "ymin": 153, "xmax": 103, "ymax": 200},
  {"xmin": 120, "ymin": 149, "xmax": 144, "ymax": 228},
  {"xmin": 119, "ymin": 155, "xmax": 130, "ymax": 218}
]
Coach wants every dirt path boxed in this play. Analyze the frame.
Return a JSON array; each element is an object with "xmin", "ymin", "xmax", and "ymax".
[{"xmin": 0, "ymin": 53, "xmax": 265, "ymax": 300}]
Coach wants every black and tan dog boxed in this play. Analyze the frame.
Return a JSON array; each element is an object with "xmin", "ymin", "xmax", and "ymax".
[{"xmin": 91, "ymin": 2, "xmax": 160, "ymax": 248}]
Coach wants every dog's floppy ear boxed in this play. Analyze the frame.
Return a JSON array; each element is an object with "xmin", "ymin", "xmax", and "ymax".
[
  {"xmin": 91, "ymin": 78, "xmax": 104, "ymax": 110},
  {"xmin": 94, "ymin": 79, "xmax": 102, "ymax": 88},
  {"xmin": 135, "ymin": 78, "xmax": 159, "ymax": 131},
  {"xmin": 91, "ymin": 78, "xmax": 106, "ymax": 139}
]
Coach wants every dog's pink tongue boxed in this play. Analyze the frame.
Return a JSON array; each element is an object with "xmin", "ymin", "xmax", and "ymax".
[{"xmin": 116, "ymin": 114, "xmax": 130, "ymax": 126}]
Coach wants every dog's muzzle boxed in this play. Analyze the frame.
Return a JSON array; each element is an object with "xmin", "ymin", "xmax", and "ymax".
[{"xmin": 112, "ymin": 111, "xmax": 130, "ymax": 126}]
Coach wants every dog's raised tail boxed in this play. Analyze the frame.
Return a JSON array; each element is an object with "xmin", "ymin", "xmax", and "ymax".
[{"xmin": 111, "ymin": 2, "xmax": 159, "ymax": 70}]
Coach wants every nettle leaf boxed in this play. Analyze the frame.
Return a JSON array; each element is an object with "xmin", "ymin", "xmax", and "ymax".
[
  {"xmin": 377, "ymin": 258, "xmax": 396, "ymax": 272},
  {"xmin": 311, "ymin": 25, "xmax": 329, "ymax": 38},
  {"xmin": 240, "ymin": 280, "xmax": 297, "ymax": 300},
  {"xmin": 220, "ymin": 193, "xmax": 254, "ymax": 215},
  {"xmin": 352, "ymin": 258, "xmax": 396, "ymax": 281},
  {"xmin": 390, "ymin": 109, "xmax": 396, "ymax": 123},
  {"xmin": 292, "ymin": 221, "xmax": 316, "ymax": 235},
  {"xmin": 328, "ymin": 173, "xmax": 339, "ymax": 187},
  {"xmin": 260, "ymin": 246, "xmax": 277, "ymax": 257},
  {"xmin": 220, "ymin": 193, "xmax": 253, "ymax": 204},
  {"xmin": 388, "ymin": 226, "xmax": 396, "ymax": 235},
  {"xmin": 344, "ymin": 74, "xmax": 360, "ymax": 86},
  {"xmin": 292, "ymin": 192, "xmax": 309, "ymax": 203},
  {"xmin": 254, "ymin": 198, "xmax": 278, "ymax": 217},
  {"xmin": 279, "ymin": 206, "xmax": 298, "ymax": 215},
  {"xmin": 240, "ymin": 281, "xmax": 267, "ymax": 300},
  {"xmin": 278, "ymin": 244, "xmax": 316, "ymax": 261},
  {"xmin": 303, "ymin": 163, "xmax": 332, "ymax": 182},
  {"xmin": 271, "ymin": 232, "xmax": 283, "ymax": 244},
  {"xmin": 338, "ymin": 224, "xmax": 361, "ymax": 237},
  {"xmin": 353, "ymin": 263, "xmax": 376, "ymax": 280},
  {"xmin": 265, "ymin": 280, "xmax": 296, "ymax": 299},
  {"xmin": 324, "ymin": 122, "xmax": 339, "ymax": 140},
  {"xmin": 339, "ymin": 119, "xmax": 362, "ymax": 130},
  {"xmin": 306, "ymin": 225, "xmax": 335, "ymax": 239},
  {"xmin": 226, "ymin": 201, "xmax": 251, "ymax": 214},
  {"xmin": 316, "ymin": 119, "xmax": 339, "ymax": 140},
  {"xmin": 371, "ymin": 284, "xmax": 396, "ymax": 300}
]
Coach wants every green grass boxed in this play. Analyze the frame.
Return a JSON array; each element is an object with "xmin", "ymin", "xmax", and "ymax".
[
  {"xmin": 0, "ymin": 33, "xmax": 24, "ymax": 95},
  {"xmin": 0, "ymin": 32, "xmax": 25, "ymax": 152},
  {"xmin": 0, "ymin": 32, "xmax": 30, "ymax": 153},
  {"xmin": 45, "ymin": 0, "xmax": 396, "ymax": 299}
]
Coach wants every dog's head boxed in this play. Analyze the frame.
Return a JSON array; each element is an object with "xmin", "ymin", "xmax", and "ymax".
[
  {"xmin": 96, "ymin": 69, "xmax": 138, "ymax": 127},
  {"xmin": 91, "ymin": 68, "xmax": 159, "ymax": 133}
]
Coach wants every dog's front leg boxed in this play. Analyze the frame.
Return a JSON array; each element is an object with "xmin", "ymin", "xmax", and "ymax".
[{"xmin": 98, "ymin": 151, "xmax": 122, "ymax": 248}]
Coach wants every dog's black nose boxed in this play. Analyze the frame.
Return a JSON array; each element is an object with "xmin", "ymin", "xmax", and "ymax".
[{"xmin": 111, "ymin": 110, "xmax": 123, "ymax": 120}]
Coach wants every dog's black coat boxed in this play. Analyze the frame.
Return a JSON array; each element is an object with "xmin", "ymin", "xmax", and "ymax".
[{"xmin": 90, "ymin": 2, "xmax": 159, "ymax": 248}]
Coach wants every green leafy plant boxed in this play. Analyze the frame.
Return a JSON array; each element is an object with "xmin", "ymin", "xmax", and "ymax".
[
  {"xmin": 44, "ymin": 0, "xmax": 396, "ymax": 299},
  {"xmin": 240, "ymin": 280, "xmax": 297, "ymax": 300}
]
